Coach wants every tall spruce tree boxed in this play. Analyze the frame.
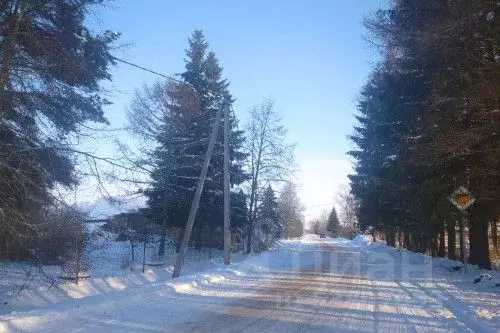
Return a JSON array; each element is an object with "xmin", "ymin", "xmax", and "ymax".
[
  {"xmin": 0, "ymin": 0, "xmax": 117, "ymax": 259},
  {"xmin": 142, "ymin": 30, "xmax": 247, "ymax": 254},
  {"xmin": 255, "ymin": 186, "xmax": 282, "ymax": 250},
  {"xmin": 326, "ymin": 206, "xmax": 341, "ymax": 236}
]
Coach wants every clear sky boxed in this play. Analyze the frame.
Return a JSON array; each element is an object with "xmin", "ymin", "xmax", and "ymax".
[{"xmin": 85, "ymin": 0, "xmax": 384, "ymax": 220}]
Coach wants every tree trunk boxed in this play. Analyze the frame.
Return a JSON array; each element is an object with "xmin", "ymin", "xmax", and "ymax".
[
  {"xmin": 403, "ymin": 231, "xmax": 410, "ymax": 250},
  {"xmin": 431, "ymin": 234, "xmax": 438, "ymax": 257},
  {"xmin": 418, "ymin": 233, "xmax": 429, "ymax": 254},
  {"xmin": 459, "ymin": 220, "xmax": 466, "ymax": 263},
  {"xmin": 208, "ymin": 226, "xmax": 213, "ymax": 257},
  {"xmin": 469, "ymin": 215, "xmax": 491, "ymax": 269},
  {"xmin": 0, "ymin": 1, "xmax": 23, "ymax": 93},
  {"xmin": 438, "ymin": 222, "xmax": 446, "ymax": 258},
  {"xmin": 158, "ymin": 219, "xmax": 168, "ymax": 258},
  {"xmin": 130, "ymin": 242, "xmax": 135, "ymax": 261},
  {"xmin": 246, "ymin": 182, "xmax": 256, "ymax": 254},
  {"xmin": 491, "ymin": 220, "xmax": 498, "ymax": 251},
  {"xmin": 142, "ymin": 235, "xmax": 147, "ymax": 273},
  {"xmin": 447, "ymin": 220, "xmax": 457, "ymax": 260},
  {"xmin": 196, "ymin": 224, "xmax": 202, "ymax": 251},
  {"xmin": 246, "ymin": 220, "xmax": 252, "ymax": 254},
  {"xmin": 414, "ymin": 234, "xmax": 425, "ymax": 253},
  {"xmin": 158, "ymin": 199, "xmax": 168, "ymax": 258},
  {"xmin": 176, "ymin": 231, "xmax": 183, "ymax": 253},
  {"xmin": 384, "ymin": 229, "xmax": 392, "ymax": 246},
  {"xmin": 158, "ymin": 235, "xmax": 166, "ymax": 258}
]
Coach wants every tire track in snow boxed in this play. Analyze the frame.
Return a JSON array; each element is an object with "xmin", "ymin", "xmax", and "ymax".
[
  {"xmin": 410, "ymin": 281, "xmax": 495, "ymax": 333},
  {"xmin": 395, "ymin": 280, "xmax": 474, "ymax": 332}
]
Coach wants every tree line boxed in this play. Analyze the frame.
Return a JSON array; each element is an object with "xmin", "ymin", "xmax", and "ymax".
[
  {"xmin": 349, "ymin": 0, "xmax": 499, "ymax": 269},
  {"xmin": 0, "ymin": 0, "xmax": 304, "ymax": 268},
  {"xmin": 309, "ymin": 186, "xmax": 360, "ymax": 240}
]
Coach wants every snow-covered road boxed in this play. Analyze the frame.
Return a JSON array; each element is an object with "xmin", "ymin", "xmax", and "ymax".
[{"xmin": 1, "ymin": 236, "xmax": 498, "ymax": 332}]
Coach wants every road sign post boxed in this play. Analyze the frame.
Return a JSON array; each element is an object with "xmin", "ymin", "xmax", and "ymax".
[{"xmin": 448, "ymin": 186, "xmax": 476, "ymax": 273}]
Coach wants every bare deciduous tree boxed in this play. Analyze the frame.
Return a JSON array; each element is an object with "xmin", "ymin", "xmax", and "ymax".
[
  {"xmin": 244, "ymin": 98, "xmax": 295, "ymax": 252},
  {"xmin": 279, "ymin": 182, "xmax": 305, "ymax": 239},
  {"xmin": 336, "ymin": 184, "xmax": 359, "ymax": 239},
  {"xmin": 310, "ymin": 210, "xmax": 328, "ymax": 235}
]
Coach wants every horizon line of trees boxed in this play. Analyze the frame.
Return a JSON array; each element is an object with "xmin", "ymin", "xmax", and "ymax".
[
  {"xmin": 309, "ymin": 185, "xmax": 360, "ymax": 240},
  {"xmin": 349, "ymin": 0, "xmax": 499, "ymax": 269}
]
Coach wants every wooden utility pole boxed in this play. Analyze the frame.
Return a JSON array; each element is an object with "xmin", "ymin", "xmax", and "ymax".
[
  {"xmin": 172, "ymin": 102, "xmax": 224, "ymax": 278},
  {"xmin": 223, "ymin": 101, "xmax": 231, "ymax": 265}
]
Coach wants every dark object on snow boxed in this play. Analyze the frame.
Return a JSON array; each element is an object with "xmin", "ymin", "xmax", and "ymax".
[
  {"xmin": 474, "ymin": 274, "xmax": 492, "ymax": 284},
  {"xmin": 449, "ymin": 265, "xmax": 462, "ymax": 272},
  {"xmin": 495, "ymin": 283, "xmax": 500, "ymax": 287},
  {"xmin": 60, "ymin": 274, "xmax": 91, "ymax": 281},
  {"xmin": 320, "ymin": 234, "xmax": 326, "ymax": 238},
  {"xmin": 145, "ymin": 262, "xmax": 167, "ymax": 267},
  {"xmin": 479, "ymin": 273, "xmax": 492, "ymax": 280},
  {"xmin": 115, "ymin": 232, "xmax": 129, "ymax": 242}
]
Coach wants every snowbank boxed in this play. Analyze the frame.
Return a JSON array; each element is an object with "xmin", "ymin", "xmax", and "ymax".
[
  {"xmin": 0, "ymin": 227, "xmax": 246, "ymax": 315},
  {"xmin": 1, "ymin": 233, "xmax": 499, "ymax": 332},
  {"xmin": 350, "ymin": 234, "xmax": 374, "ymax": 246}
]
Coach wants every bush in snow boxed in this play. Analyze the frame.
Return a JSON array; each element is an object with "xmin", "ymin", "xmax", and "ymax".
[{"xmin": 35, "ymin": 207, "xmax": 97, "ymax": 277}]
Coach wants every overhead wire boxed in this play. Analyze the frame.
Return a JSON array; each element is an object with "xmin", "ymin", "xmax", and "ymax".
[{"xmin": 111, "ymin": 55, "xmax": 195, "ymax": 90}]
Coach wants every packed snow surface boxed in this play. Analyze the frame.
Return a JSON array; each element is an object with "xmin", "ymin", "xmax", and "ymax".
[{"xmin": 1, "ymin": 235, "xmax": 498, "ymax": 332}]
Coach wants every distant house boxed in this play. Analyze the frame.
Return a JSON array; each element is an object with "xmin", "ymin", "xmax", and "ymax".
[{"xmin": 109, "ymin": 212, "xmax": 148, "ymax": 233}]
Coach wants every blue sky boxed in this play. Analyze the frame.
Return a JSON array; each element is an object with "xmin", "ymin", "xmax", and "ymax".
[{"xmin": 85, "ymin": 0, "xmax": 384, "ymax": 220}]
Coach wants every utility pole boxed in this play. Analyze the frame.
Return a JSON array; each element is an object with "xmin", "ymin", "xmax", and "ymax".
[
  {"xmin": 223, "ymin": 101, "xmax": 231, "ymax": 265},
  {"xmin": 172, "ymin": 102, "xmax": 224, "ymax": 278}
]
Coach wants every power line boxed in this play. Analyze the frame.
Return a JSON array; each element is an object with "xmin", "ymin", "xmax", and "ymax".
[{"xmin": 111, "ymin": 55, "xmax": 190, "ymax": 87}]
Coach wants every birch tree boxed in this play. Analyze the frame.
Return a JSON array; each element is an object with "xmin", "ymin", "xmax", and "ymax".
[
  {"xmin": 244, "ymin": 98, "xmax": 295, "ymax": 252},
  {"xmin": 279, "ymin": 182, "xmax": 304, "ymax": 239}
]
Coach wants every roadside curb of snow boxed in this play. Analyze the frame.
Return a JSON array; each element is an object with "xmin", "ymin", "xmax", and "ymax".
[
  {"xmin": 161, "ymin": 251, "xmax": 278, "ymax": 295},
  {"xmin": 165, "ymin": 268, "xmax": 246, "ymax": 294},
  {"xmin": 0, "ymin": 253, "xmax": 263, "ymax": 316}
]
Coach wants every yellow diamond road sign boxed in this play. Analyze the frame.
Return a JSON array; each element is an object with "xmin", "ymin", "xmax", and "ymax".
[{"xmin": 449, "ymin": 186, "xmax": 475, "ymax": 211}]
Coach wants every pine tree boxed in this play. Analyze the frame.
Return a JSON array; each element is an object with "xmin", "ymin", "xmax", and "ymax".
[
  {"xmin": 255, "ymin": 186, "xmax": 281, "ymax": 250},
  {"xmin": 142, "ymin": 30, "xmax": 248, "ymax": 253},
  {"xmin": 0, "ymin": 0, "xmax": 118, "ymax": 259},
  {"xmin": 279, "ymin": 182, "xmax": 304, "ymax": 239},
  {"xmin": 326, "ymin": 207, "xmax": 341, "ymax": 236}
]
